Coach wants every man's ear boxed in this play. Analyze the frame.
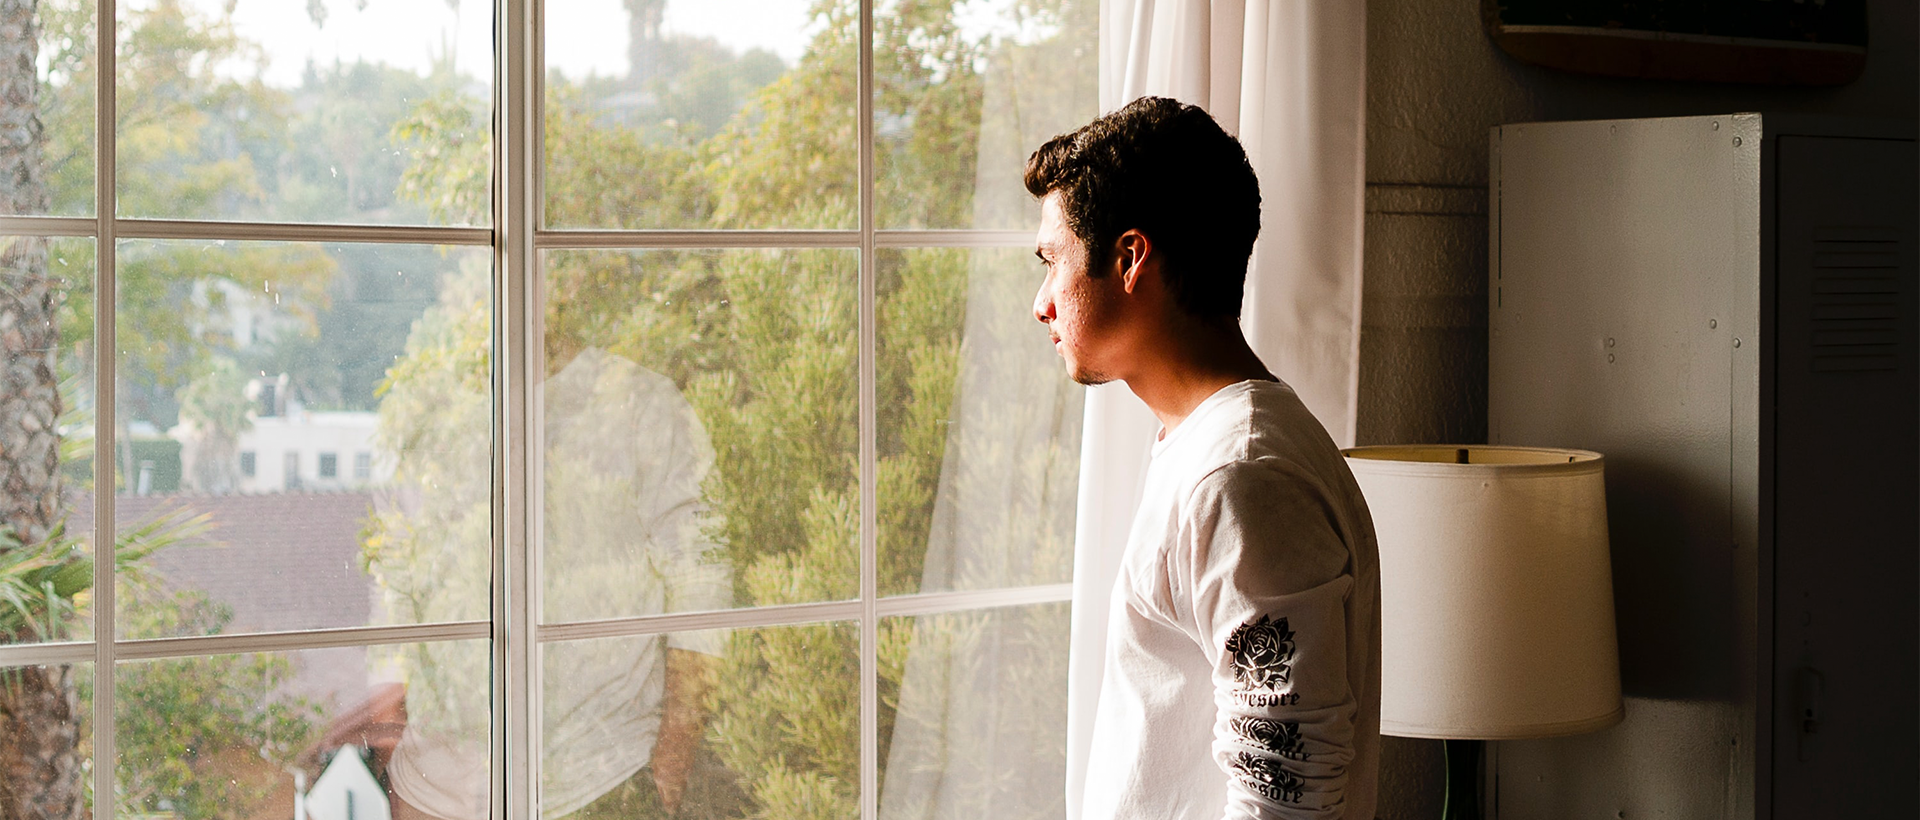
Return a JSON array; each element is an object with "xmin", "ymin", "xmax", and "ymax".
[{"xmin": 1114, "ymin": 230, "xmax": 1152, "ymax": 293}]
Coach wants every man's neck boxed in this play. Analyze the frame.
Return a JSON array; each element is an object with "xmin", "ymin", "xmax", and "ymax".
[{"xmin": 1122, "ymin": 317, "xmax": 1275, "ymax": 435}]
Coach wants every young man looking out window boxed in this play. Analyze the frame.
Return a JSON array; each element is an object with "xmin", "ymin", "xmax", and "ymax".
[{"xmin": 1028, "ymin": 96, "xmax": 1381, "ymax": 819}]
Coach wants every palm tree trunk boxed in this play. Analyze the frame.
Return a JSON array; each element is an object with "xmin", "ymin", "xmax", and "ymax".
[
  {"xmin": 0, "ymin": 1, "xmax": 83, "ymax": 818},
  {"xmin": 0, "ymin": 665, "xmax": 82, "ymax": 820}
]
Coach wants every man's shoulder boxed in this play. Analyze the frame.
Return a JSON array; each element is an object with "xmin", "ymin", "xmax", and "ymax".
[{"xmin": 1178, "ymin": 382, "xmax": 1368, "ymax": 524}]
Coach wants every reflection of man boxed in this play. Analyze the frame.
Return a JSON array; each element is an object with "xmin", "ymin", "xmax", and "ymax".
[
  {"xmin": 537, "ymin": 346, "xmax": 731, "ymax": 816},
  {"xmin": 1028, "ymin": 98, "xmax": 1380, "ymax": 818},
  {"xmin": 384, "ymin": 347, "xmax": 731, "ymax": 819}
]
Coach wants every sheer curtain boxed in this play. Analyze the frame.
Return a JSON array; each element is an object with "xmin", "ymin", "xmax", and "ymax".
[
  {"xmin": 874, "ymin": 8, "xmax": 1097, "ymax": 819},
  {"xmin": 1065, "ymin": 1, "xmax": 1367, "ymax": 817}
]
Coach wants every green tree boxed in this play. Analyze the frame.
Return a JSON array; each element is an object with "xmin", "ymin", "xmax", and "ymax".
[
  {"xmin": 174, "ymin": 356, "xmax": 251, "ymax": 493},
  {"xmin": 107, "ymin": 587, "xmax": 320, "ymax": 820},
  {"xmin": 372, "ymin": 1, "xmax": 1093, "ymax": 818}
]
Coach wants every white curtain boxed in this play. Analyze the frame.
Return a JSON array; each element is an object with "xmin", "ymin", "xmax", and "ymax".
[{"xmin": 1064, "ymin": 2, "xmax": 1366, "ymax": 817}]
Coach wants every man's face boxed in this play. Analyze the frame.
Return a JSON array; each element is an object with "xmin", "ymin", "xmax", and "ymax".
[{"xmin": 1033, "ymin": 191, "xmax": 1128, "ymax": 386}]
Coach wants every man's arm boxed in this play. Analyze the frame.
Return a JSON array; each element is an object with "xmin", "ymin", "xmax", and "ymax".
[
  {"xmin": 653, "ymin": 647, "xmax": 720, "ymax": 815},
  {"xmin": 1179, "ymin": 462, "xmax": 1359, "ymax": 818}
]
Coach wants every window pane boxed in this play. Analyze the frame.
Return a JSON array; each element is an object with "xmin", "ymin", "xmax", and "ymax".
[
  {"xmin": 113, "ymin": 239, "xmax": 492, "ymax": 637},
  {"xmin": 542, "ymin": 0, "xmax": 855, "ymax": 229},
  {"xmin": 877, "ymin": 248, "xmax": 1080, "ymax": 596},
  {"xmin": 876, "ymin": 0, "xmax": 1098, "ymax": 229},
  {"xmin": 115, "ymin": 0, "xmax": 492, "ymax": 225},
  {"xmin": 540, "ymin": 249, "xmax": 858, "ymax": 617},
  {"xmin": 0, "ymin": 662, "xmax": 93, "ymax": 816},
  {"xmin": 543, "ymin": 622, "xmax": 858, "ymax": 820},
  {"xmin": 880, "ymin": 603, "xmax": 1069, "ymax": 818},
  {"xmin": 0, "ymin": 0, "xmax": 98, "ymax": 216},
  {"xmin": 117, "ymin": 640, "xmax": 490, "ymax": 820},
  {"xmin": 0, "ymin": 237, "xmax": 96, "ymax": 643}
]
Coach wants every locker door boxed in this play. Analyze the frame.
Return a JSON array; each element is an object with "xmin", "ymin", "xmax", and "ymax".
[{"xmin": 1770, "ymin": 134, "xmax": 1919, "ymax": 817}]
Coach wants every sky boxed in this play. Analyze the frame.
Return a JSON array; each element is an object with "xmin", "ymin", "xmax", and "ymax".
[
  {"xmin": 158, "ymin": 0, "xmax": 1033, "ymax": 89},
  {"xmin": 187, "ymin": 0, "xmax": 818, "ymax": 88}
]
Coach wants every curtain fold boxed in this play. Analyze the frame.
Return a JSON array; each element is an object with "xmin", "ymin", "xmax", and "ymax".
[{"xmin": 1066, "ymin": 2, "xmax": 1365, "ymax": 816}]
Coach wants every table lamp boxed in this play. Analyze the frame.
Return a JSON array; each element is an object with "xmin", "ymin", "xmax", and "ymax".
[{"xmin": 1342, "ymin": 445, "xmax": 1624, "ymax": 820}]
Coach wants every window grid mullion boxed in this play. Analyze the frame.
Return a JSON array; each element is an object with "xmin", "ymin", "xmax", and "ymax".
[
  {"xmin": 857, "ymin": 0, "xmax": 880, "ymax": 815},
  {"xmin": 501, "ymin": 0, "xmax": 542, "ymax": 817},
  {"xmin": 92, "ymin": 0, "xmax": 119, "ymax": 815}
]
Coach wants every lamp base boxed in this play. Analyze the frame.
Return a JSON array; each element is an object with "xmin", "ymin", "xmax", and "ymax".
[{"xmin": 1443, "ymin": 738, "xmax": 1483, "ymax": 820}]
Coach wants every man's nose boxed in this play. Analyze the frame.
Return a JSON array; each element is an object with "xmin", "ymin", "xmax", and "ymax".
[{"xmin": 1033, "ymin": 283, "xmax": 1054, "ymax": 325}]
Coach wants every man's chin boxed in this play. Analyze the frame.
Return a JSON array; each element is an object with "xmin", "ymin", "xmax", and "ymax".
[{"xmin": 1070, "ymin": 369, "xmax": 1115, "ymax": 387}]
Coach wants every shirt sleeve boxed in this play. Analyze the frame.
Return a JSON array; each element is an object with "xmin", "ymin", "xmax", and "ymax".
[
  {"xmin": 1172, "ymin": 460, "xmax": 1358, "ymax": 819},
  {"xmin": 633, "ymin": 368, "xmax": 733, "ymax": 657}
]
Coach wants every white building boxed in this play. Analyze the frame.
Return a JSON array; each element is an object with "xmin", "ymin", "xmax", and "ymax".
[
  {"xmin": 235, "ymin": 408, "xmax": 390, "ymax": 493},
  {"xmin": 172, "ymin": 374, "xmax": 394, "ymax": 494}
]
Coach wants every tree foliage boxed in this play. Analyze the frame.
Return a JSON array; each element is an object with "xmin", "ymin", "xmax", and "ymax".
[{"xmin": 372, "ymin": 0, "xmax": 1093, "ymax": 816}]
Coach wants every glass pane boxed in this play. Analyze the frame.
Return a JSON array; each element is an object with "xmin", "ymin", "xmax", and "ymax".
[
  {"xmin": 543, "ymin": 622, "xmax": 858, "ymax": 820},
  {"xmin": 113, "ymin": 239, "xmax": 492, "ymax": 637},
  {"xmin": 879, "ymin": 603, "xmax": 1069, "ymax": 818},
  {"xmin": 116, "ymin": 0, "xmax": 492, "ymax": 225},
  {"xmin": 0, "ymin": 662, "xmax": 93, "ymax": 816},
  {"xmin": 0, "ymin": 238, "xmax": 96, "ymax": 643},
  {"xmin": 876, "ymin": 0, "xmax": 1097, "ymax": 229},
  {"xmin": 117, "ymin": 640, "xmax": 490, "ymax": 820},
  {"xmin": 542, "ymin": 0, "xmax": 855, "ymax": 229},
  {"xmin": 877, "ymin": 248, "xmax": 1080, "ymax": 596},
  {"xmin": 0, "ymin": 0, "xmax": 97, "ymax": 216},
  {"xmin": 540, "ymin": 249, "xmax": 858, "ymax": 616}
]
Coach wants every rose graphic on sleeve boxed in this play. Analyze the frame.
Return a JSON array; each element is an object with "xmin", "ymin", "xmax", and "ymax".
[
  {"xmin": 1231, "ymin": 716, "xmax": 1308, "ymax": 760},
  {"xmin": 1225, "ymin": 614, "xmax": 1296, "ymax": 691},
  {"xmin": 1228, "ymin": 751, "xmax": 1306, "ymax": 804}
]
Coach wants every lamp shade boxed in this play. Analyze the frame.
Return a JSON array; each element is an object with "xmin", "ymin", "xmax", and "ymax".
[{"xmin": 1343, "ymin": 445, "xmax": 1624, "ymax": 740}]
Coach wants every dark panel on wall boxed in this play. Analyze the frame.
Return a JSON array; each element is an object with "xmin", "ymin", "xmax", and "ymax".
[{"xmin": 1768, "ymin": 134, "xmax": 1919, "ymax": 817}]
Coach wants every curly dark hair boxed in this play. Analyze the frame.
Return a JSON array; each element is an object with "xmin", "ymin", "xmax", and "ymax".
[{"xmin": 1023, "ymin": 96, "xmax": 1261, "ymax": 320}]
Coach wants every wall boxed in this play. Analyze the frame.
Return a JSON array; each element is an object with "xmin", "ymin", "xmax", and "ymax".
[{"xmin": 1358, "ymin": 1, "xmax": 1917, "ymax": 817}]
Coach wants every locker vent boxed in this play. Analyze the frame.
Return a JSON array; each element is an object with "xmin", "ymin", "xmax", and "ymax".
[{"xmin": 1811, "ymin": 227, "xmax": 1902, "ymax": 373}]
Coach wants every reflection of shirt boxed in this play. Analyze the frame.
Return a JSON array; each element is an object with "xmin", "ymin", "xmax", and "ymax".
[
  {"xmin": 1080, "ymin": 380, "xmax": 1380, "ymax": 820},
  {"xmin": 389, "ymin": 348, "xmax": 730, "ymax": 820},
  {"xmin": 538, "ymin": 348, "xmax": 730, "ymax": 815}
]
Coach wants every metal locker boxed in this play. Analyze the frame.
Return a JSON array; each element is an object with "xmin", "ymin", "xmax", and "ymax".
[{"xmin": 1488, "ymin": 114, "xmax": 1917, "ymax": 819}]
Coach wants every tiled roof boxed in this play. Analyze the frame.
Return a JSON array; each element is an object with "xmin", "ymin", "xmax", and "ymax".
[{"xmin": 68, "ymin": 491, "xmax": 381, "ymax": 706}]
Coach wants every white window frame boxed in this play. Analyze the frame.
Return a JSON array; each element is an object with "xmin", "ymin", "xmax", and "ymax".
[{"xmin": 0, "ymin": 0, "xmax": 1076, "ymax": 818}]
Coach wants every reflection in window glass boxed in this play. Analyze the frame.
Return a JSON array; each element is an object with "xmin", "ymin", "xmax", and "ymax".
[
  {"xmin": 0, "ymin": 238, "xmax": 97, "ymax": 643},
  {"xmin": 878, "ymin": 247, "xmax": 1081, "ymax": 596},
  {"xmin": 542, "ymin": 0, "xmax": 855, "ymax": 229},
  {"xmin": 876, "ymin": 0, "xmax": 1097, "ymax": 229},
  {"xmin": 541, "ymin": 249, "xmax": 859, "ymax": 616},
  {"xmin": 880, "ymin": 603, "xmax": 1069, "ymax": 819},
  {"xmin": 117, "ymin": 641, "xmax": 489, "ymax": 820},
  {"xmin": 110, "ymin": 239, "xmax": 491, "ymax": 637},
  {"xmin": 0, "ymin": 662, "xmax": 92, "ymax": 817},
  {"xmin": 544, "ymin": 623, "xmax": 858, "ymax": 820},
  {"xmin": 115, "ymin": 0, "xmax": 492, "ymax": 225}
]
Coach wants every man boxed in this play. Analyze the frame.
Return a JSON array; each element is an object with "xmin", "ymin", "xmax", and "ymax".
[{"xmin": 1029, "ymin": 97, "xmax": 1381, "ymax": 819}]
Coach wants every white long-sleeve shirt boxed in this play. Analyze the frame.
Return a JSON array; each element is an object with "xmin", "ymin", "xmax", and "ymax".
[{"xmin": 1079, "ymin": 380, "xmax": 1380, "ymax": 820}]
